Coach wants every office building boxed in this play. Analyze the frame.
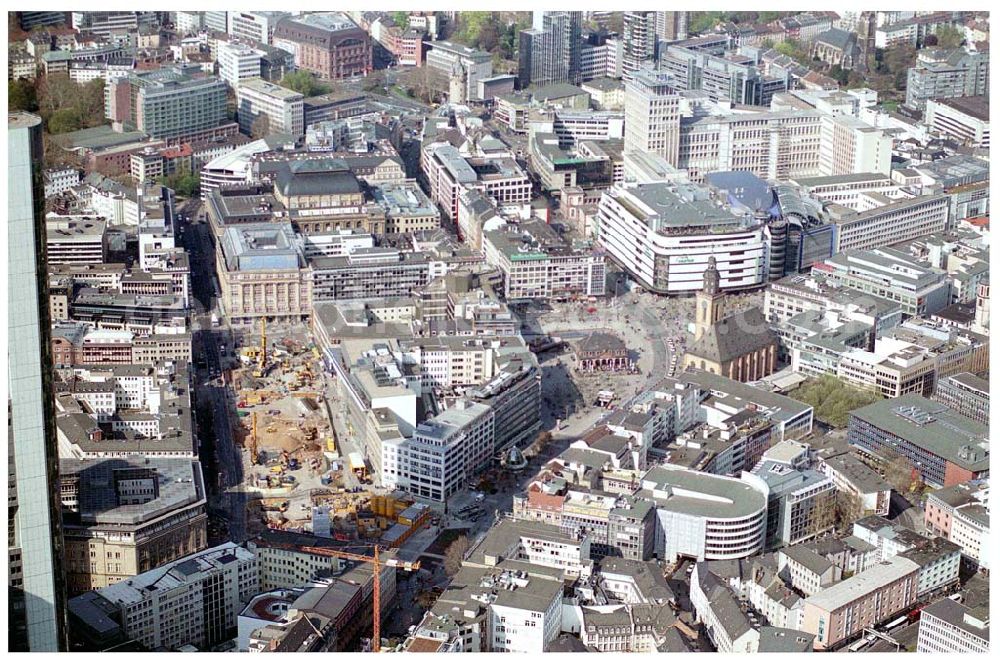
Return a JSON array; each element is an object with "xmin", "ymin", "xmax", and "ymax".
[
  {"xmin": 272, "ymin": 12, "xmax": 372, "ymax": 80},
  {"xmin": 45, "ymin": 215, "xmax": 108, "ymax": 266},
  {"xmin": 812, "ymin": 248, "xmax": 951, "ymax": 317},
  {"xmin": 905, "ymin": 47, "xmax": 989, "ymax": 112},
  {"xmin": 310, "ymin": 249, "xmax": 436, "ymax": 303},
  {"xmin": 425, "ymin": 40, "xmax": 494, "ymax": 102},
  {"xmin": 924, "ymin": 96, "xmax": 989, "ymax": 149},
  {"xmin": 236, "ymin": 78, "xmax": 304, "ymax": 137},
  {"xmin": 933, "ymin": 372, "xmax": 988, "ymax": 425},
  {"xmin": 658, "ymin": 46, "xmax": 787, "ymax": 107},
  {"xmin": 622, "ymin": 12, "xmax": 657, "ymax": 76},
  {"xmin": 217, "ymin": 41, "xmax": 263, "ymax": 89},
  {"xmin": 637, "ymin": 466, "xmax": 767, "ymax": 563},
  {"xmin": 8, "ymin": 111, "xmax": 69, "ymax": 652},
  {"xmin": 746, "ymin": 454, "xmax": 837, "ymax": 549},
  {"xmin": 483, "ymin": 221, "xmax": 606, "ymax": 302},
  {"xmin": 67, "ymin": 544, "xmax": 258, "ymax": 651},
  {"xmin": 117, "ymin": 66, "xmax": 228, "ymax": 141},
  {"xmin": 227, "ymin": 11, "xmax": 289, "ymax": 45},
  {"xmin": 623, "ymin": 68, "xmax": 680, "ymax": 164},
  {"xmin": 655, "ymin": 12, "xmax": 688, "ymax": 41},
  {"xmin": 917, "ymin": 598, "xmax": 990, "ymax": 653},
  {"xmin": 848, "ymin": 395, "xmax": 989, "ymax": 488},
  {"xmin": 382, "ymin": 401, "xmax": 494, "ymax": 502},
  {"xmin": 60, "ymin": 457, "xmax": 208, "ymax": 595},
  {"xmin": 518, "ymin": 11, "xmax": 582, "ymax": 88}
]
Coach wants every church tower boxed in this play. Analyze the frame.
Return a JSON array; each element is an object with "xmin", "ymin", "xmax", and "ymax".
[{"xmin": 695, "ymin": 257, "xmax": 725, "ymax": 341}]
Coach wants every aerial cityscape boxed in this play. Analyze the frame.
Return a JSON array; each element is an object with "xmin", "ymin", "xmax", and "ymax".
[{"xmin": 7, "ymin": 8, "xmax": 992, "ymax": 654}]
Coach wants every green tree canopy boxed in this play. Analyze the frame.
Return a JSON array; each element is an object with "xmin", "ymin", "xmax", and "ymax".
[
  {"xmin": 279, "ymin": 70, "xmax": 331, "ymax": 97},
  {"xmin": 934, "ymin": 24, "xmax": 963, "ymax": 49},
  {"xmin": 789, "ymin": 374, "xmax": 882, "ymax": 428},
  {"xmin": 47, "ymin": 108, "xmax": 82, "ymax": 134},
  {"xmin": 8, "ymin": 78, "xmax": 38, "ymax": 112},
  {"xmin": 391, "ymin": 11, "xmax": 409, "ymax": 29}
]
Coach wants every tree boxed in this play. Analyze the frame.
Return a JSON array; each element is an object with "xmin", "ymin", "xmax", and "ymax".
[
  {"xmin": 806, "ymin": 491, "xmax": 838, "ymax": 539},
  {"xmin": 250, "ymin": 114, "xmax": 271, "ymax": 140},
  {"xmin": 9, "ymin": 78, "xmax": 38, "ymax": 112},
  {"xmin": 443, "ymin": 534, "xmax": 470, "ymax": 576},
  {"xmin": 526, "ymin": 431, "xmax": 552, "ymax": 459},
  {"xmin": 391, "ymin": 11, "xmax": 409, "ymax": 29},
  {"xmin": 834, "ymin": 491, "xmax": 864, "ymax": 533},
  {"xmin": 47, "ymin": 108, "xmax": 82, "ymax": 134},
  {"xmin": 883, "ymin": 453, "xmax": 920, "ymax": 497},
  {"xmin": 451, "ymin": 12, "xmax": 493, "ymax": 47},
  {"xmin": 789, "ymin": 375, "xmax": 882, "ymax": 428},
  {"xmin": 280, "ymin": 70, "xmax": 331, "ymax": 97},
  {"xmin": 934, "ymin": 24, "xmax": 963, "ymax": 49},
  {"xmin": 161, "ymin": 166, "xmax": 200, "ymax": 198},
  {"xmin": 774, "ymin": 39, "xmax": 812, "ymax": 67}
]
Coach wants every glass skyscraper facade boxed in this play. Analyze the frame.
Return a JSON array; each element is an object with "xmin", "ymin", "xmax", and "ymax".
[{"xmin": 7, "ymin": 112, "xmax": 68, "ymax": 652}]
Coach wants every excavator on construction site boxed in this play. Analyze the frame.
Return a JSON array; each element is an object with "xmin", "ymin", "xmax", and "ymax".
[{"xmin": 289, "ymin": 543, "xmax": 420, "ymax": 652}]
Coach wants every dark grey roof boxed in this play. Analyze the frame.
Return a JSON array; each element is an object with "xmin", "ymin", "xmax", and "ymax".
[
  {"xmin": 920, "ymin": 598, "xmax": 990, "ymax": 643},
  {"xmin": 272, "ymin": 159, "xmax": 361, "ymax": 197},
  {"xmin": 758, "ymin": 627, "xmax": 814, "ymax": 652},
  {"xmin": 686, "ymin": 306, "xmax": 777, "ymax": 364},
  {"xmin": 813, "ymin": 28, "xmax": 855, "ymax": 52}
]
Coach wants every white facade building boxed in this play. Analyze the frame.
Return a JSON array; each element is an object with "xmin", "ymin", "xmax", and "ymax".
[
  {"xmin": 917, "ymin": 598, "xmax": 990, "ymax": 653},
  {"xmin": 217, "ymin": 41, "xmax": 263, "ymax": 89},
  {"xmin": 640, "ymin": 465, "xmax": 767, "ymax": 563},
  {"xmin": 44, "ymin": 168, "xmax": 81, "ymax": 199},
  {"xmin": 381, "ymin": 401, "xmax": 494, "ymax": 502},
  {"xmin": 596, "ymin": 182, "xmax": 769, "ymax": 294},
  {"xmin": 236, "ymin": 78, "xmax": 304, "ymax": 137}
]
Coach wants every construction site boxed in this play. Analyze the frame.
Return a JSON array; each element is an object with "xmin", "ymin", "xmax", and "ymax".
[{"xmin": 230, "ymin": 321, "xmax": 440, "ymax": 549}]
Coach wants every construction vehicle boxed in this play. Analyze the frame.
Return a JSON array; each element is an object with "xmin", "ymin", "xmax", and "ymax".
[
  {"xmin": 269, "ymin": 465, "xmax": 283, "ymax": 474},
  {"xmin": 290, "ymin": 544, "xmax": 420, "ymax": 651},
  {"xmin": 348, "ymin": 452, "xmax": 367, "ymax": 481},
  {"xmin": 252, "ymin": 319, "xmax": 267, "ymax": 378}
]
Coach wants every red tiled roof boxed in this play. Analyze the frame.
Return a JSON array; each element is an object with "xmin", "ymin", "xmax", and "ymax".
[
  {"xmin": 406, "ymin": 637, "xmax": 445, "ymax": 652},
  {"xmin": 528, "ymin": 490, "xmax": 565, "ymax": 512}
]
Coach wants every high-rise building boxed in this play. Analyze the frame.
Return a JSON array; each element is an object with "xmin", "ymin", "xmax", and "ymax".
[
  {"xmin": 8, "ymin": 112, "xmax": 69, "ymax": 652},
  {"xmin": 237, "ymin": 78, "xmax": 305, "ymax": 137},
  {"xmin": 623, "ymin": 68, "xmax": 680, "ymax": 164},
  {"xmin": 905, "ymin": 48, "xmax": 990, "ymax": 112},
  {"xmin": 655, "ymin": 11, "xmax": 688, "ymax": 41},
  {"xmin": 517, "ymin": 11, "xmax": 582, "ymax": 89},
  {"xmin": 622, "ymin": 11, "xmax": 657, "ymax": 76}
]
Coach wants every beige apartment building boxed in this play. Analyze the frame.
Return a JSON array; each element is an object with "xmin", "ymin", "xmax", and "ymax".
[{"xmin": 801, "ymin": 557, "xmax": 919, "ymax": 650}]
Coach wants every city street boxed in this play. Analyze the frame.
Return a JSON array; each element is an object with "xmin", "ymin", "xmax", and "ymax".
[{"xmin": 180, "ymin": 208, "xmax": 247, "ymax": 544}]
